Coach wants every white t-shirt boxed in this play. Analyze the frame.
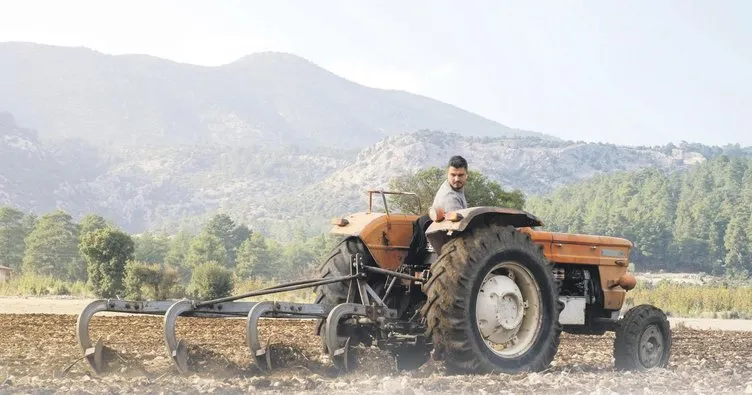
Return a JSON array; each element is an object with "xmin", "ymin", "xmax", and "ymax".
[{"xmin": 432, "ymin": 180, "xmax": 467, "ymax": 212}]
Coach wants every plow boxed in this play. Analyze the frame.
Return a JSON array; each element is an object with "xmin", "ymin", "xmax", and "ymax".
[
  {"xmin": 77, "ymin": 252, "xmax": 417, "ymax": 374},
  {"xmin": 76, "ymin": 191, "xmax": 673, "ymax": 375}
]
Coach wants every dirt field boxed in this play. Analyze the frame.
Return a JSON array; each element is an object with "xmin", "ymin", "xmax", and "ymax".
[{"xmin": 1, "ymin": 299, "xmax": 752, "ymax": 394}]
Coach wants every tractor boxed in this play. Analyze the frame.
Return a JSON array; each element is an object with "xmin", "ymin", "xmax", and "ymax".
[
  {"xmin": 315, "ymin": 191, "xmax": 672, "ymax": 373},
  {"xmin": 76, "ymin": 190, "xmax": 672, "ymax": 375}
]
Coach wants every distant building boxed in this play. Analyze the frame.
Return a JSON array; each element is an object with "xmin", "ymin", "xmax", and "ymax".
[{"xmin": 0, "ymin": 265, "xmax": 11, "ymax": 282}]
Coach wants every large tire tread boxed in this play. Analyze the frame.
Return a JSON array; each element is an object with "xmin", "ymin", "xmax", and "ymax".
[
  {"xmin": 614, "ymin": 304, "xmax": 672, "ymax": 371},
  {"xmin": 314, "ymin": 237, "xmax": 368, "ymax": 306},
  {"xmin": 420, "ymin": 224, "xmax": 563, "ymax": 374}
]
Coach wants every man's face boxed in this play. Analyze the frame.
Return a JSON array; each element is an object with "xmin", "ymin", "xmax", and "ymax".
[{"xmin": 447, "ymin": 166, "xmax": 468, "ymax": 191}]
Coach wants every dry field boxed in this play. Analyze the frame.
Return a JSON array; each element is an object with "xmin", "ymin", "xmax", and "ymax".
[{"xmin": 1, "ymin": 298, "xmax": 751, "ymax": 394}]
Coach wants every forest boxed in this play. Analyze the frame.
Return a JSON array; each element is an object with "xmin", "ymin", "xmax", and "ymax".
[
  {"xmin": 0, "ymin": 209, "xmax": 341, "ymax": 299},
  {"xmin": 2, "ymin": 155, "xmax": 751, "ymax": 300},
  {"xmin": 526, "ymin": 155, "xmax": 752, "ymax": 277}
]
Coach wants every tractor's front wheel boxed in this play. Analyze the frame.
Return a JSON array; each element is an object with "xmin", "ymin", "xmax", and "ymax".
[
  {"xmin": 614, "ymin": 304, "xmax": 672, "ymax": 371},
  {"xmin": 420, "ymin": 224, "xmax": 562, "ymax": 374}
]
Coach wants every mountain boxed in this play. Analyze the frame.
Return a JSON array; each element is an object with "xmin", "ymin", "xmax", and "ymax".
[
  {"xmin": 264, "ymin": 130, "xmax": 712, "ymax": 218},
  {"xmin": 4, "ymin": 110, "xmax": 751, "ymax": 236},
  {"xmin": 0, "ymin": 111, "xmax": 350, "ymax": 232},
  {"xmin": 0, "ymin": 42, "xmax": 552, "ymax": 150},
  {"xmin": 0, "ymin": 112, "xmax": 97, "ymax": 212},
  {"xmin": 3, "ymin": 42, "xmax": 750, "ymax": 237}
]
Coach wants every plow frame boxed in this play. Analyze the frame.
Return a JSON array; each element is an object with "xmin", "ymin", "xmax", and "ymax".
[{"xmin": 76, "ymin": 252, "xmax": 423, "ymax": 375}]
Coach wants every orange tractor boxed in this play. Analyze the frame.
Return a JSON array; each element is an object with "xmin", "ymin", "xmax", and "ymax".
[{"xmin": 76, "ymin": 191, "xmax": 671, "ymax": 374}]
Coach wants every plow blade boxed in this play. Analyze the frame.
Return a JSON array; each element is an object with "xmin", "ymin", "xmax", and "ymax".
[
  {"xmin": 162, "ymin": 299, "xmax": 261, "ymax": 374},
  {"xmin": 76, "ymin": 298, "xmax": 359, "ymax": 374},
  {"xmin": 76, "ymin": 299, "xmax": 179, "ymax": 374},
  {"xmin": 77, "ymin": 298, "xmax": 259, "ymax": 374},
  {"xmin": 323, "ymin": 303, "xmax": 399, "ymax": 371},
  {"xmin": 246, "ymin": 301, "xmax": 333, "ymax": 370}
]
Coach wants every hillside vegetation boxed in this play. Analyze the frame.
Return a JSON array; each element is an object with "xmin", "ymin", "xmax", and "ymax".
[
  {"xmin": 527, "ymin": 156, "xmax": 752, "ymax": 276},
  {"xmin": 0, "ymin": 207, "xmax": 341, "ymax": 300}
]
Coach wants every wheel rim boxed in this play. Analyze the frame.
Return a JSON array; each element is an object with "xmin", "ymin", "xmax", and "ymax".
[
  {"xmin": 475, "ymin": 261, "xmax": 543, "ymax": 358},
  {"xmin": 638, "ymin": 324, "xmax": 665, "ymax": 368}
]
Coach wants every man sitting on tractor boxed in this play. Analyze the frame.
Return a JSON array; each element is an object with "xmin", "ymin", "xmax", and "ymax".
[{"xmin": 432, "ymin": 155, "xmax": 469, "ymax": 213}]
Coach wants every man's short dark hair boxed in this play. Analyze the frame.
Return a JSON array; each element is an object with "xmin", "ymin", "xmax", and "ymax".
[{"xmin": 448, "ymin": 155, "xmax": 468, "ymax": 170}]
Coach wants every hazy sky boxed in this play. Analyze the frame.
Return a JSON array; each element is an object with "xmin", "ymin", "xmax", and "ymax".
[{"xmin": 1, "ymin": 0, "xmax": 750, "ymax": 146}]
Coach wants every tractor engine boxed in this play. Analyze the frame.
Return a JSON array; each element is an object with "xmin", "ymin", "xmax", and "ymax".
[{"xmin": 553, "ymin": 264, "xmax": 621, "ymax": 334}]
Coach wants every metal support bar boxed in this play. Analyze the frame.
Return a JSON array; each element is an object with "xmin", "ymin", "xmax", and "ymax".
[
  {"xmin": 352, "ymin": 254, "xmax": 370, "ymax": 306},
  {"xmin": 82, "ymin": 299, "xmax": 180, "ymax": 315},
  {"xmin": 382, "ymin": 276, "xmax": 397, "ymax": 301},
  {"xmin": 190, "ymin": 301, "xmax": 259, "ymax": 316},
  {"xmin": 196, "ymin": 274, "xmax": 360, "ymax": 307},
  {"xmin": 365, "ymin": 284, "xmax": 387, "ymax": 307},
  {"xmin": 357, "ymin": 278, "xmax": 370, "ymax": 306},
  {"xmin": 361, "ymin": 265, "xmax": 425, "ymax": 283},
  {"xmin": 381, "ymin": 190, "xmax": 390, "ymax": 216}
]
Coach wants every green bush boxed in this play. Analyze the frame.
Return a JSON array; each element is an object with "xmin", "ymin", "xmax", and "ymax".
[
  {"xmin": 124, "ymin": 261, "xmax": 184, "ymax": 301},
  {"xmin": 187, "ymin": 262, "xmax": 234, "ymax": 300},
  {"xmin": 80, "ymin": 227, "xmax": 135, "ymax": 298}
]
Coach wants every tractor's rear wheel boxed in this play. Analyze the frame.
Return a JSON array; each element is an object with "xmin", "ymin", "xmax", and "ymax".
[
  {"xmin": 420, "ymin": 224, "xmax": 563, "ymax": 374},
  {"xmin": 313, "ymin": 237, "xmax": 429, "ymax": 371},
  {"xmin": 313, "ymin": 237, "xmax": 367, "ymax": 353},
  {"xmin": 614, "ymin": 304, "xmax": 672, "ymax": 371},
  {"xmin": 314, "ymin": 237, "xmax": 363, "ymax": 308}
]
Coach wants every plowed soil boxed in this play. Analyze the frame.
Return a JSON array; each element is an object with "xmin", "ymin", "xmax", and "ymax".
[{"xmin": 1, "ymin": 313, "xmax": 751, "ymax": 394}]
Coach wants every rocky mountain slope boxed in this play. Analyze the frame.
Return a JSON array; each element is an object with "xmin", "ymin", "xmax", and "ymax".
[
  {"xmin": 0, "ymin": 112, "xmax": 101, "ymax": 213},
  {"xmin": 266, "ymin": 130, "xmax": 710, "ymax": 217},
  {"xmin": 3, "ymin": 110, "xmax": 747, "ymax": 235},
  {"xmin": 0, "ymin": 42, "xmax": 550, "ymax": 150},
  {"xmin": 0, "ymin": 111, "xmax": 350, "ymax": 232}
]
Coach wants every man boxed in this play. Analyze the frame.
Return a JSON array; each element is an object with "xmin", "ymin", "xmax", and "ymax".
[{"xmin": 432, "ymin": 155, "xmax": 468, "ymax": 213}]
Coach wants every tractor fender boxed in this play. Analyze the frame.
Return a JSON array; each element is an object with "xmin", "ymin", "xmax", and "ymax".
[
  {"xmin": 328, "ymin": 212, "xmax": 386, "ymax": 237},
  {"xmin": 425, "ymin": 206, "xmax": 544, "ymax": 252},
  {"xmin": 328, "ymin": 211, "xmax": 421, "ymax": 271}
]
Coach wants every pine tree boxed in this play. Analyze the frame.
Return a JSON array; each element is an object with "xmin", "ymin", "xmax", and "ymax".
[
  {"xmin": 22, "ymin": 210, "xmax": 85, "ymax": 280},
  {"xmin": 0, "ymin": 207, "xmax": 28, "ymax": 270}
]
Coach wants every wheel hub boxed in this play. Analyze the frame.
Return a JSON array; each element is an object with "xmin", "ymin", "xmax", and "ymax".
[
  {"xmin": 477, "ymin": 274, "xmax": 525, "ymax": 344},
  {"xmin": 639, "ymin": 324, "xmax": 665, "ymax": 367}
]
